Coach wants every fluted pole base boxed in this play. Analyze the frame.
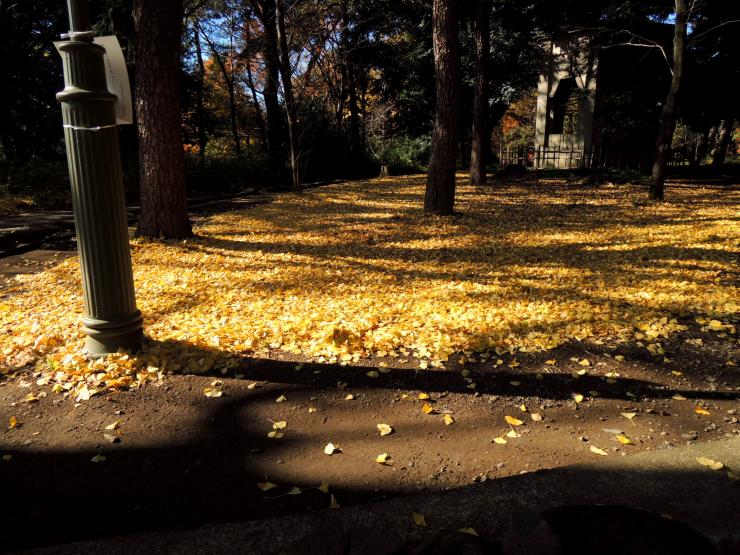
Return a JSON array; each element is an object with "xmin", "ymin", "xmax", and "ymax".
[{"xmin": 57, "ymin": 0, "xmax": 143, "ymax": 357}]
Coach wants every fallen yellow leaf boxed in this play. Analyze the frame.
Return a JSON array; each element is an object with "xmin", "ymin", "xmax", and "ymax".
[
  {"xmin": 418, "ymin": 393, "xmax": 430, "ymax": 400},
  {"xmin": 672, "ymin": 394, "xmax": 687, "ymax": 401},
  {"xmin": 590, "ymin": 446, "xmax": 608, "ymax": 456},
  {"xmin": 105, "ymin": 420, "xmax": 121, "ymax": 431},
  {"xmin": 257, "ymin": 481, "xmax": 277, "ymax": 491},
  {"xmin": 694, "ymin": 407, "xmax": 710, "ymax": 416},
  {"xmin": 616, "ymin": 435, "xmax": 633, "ymax": 445},
  {"xmin": 504, "ymin": 415, "xmax": 523, "ymax": 426},
  {"xmin": 8, "ymin": 416, "xmax": 19, "ymax": 429},
  {"xmin": 375, "ymin": 453, "xmax": 392, "ymax": 464},
  {"xmin": 273, "ymin": 421, "xmax": 287, "ymax": 430},
  {"xmin": 621, "ymin": 412, "xmax": 637, "ymax": 420},
  {"xmin": 324, "ymin": 442, "xmax": 340, "ymax": 455},
  {"xmin": 377, "ymin": 423, "xmax": 393, "ymax": 436},
  {"xmin": 531, "ymin": 413, "xmax": 542, "ymax": 422},
  {"xmin": 422, "ymin": 403, "xmax": 434, "ymax": 414},
  {"xmin": 412, "ymin": 512, "xmax": 427, "ymax": 526},
  {"xmin": 572, "ymin": 393, "xmax": 584, "ymax": 403},
  {"xmin": 492, "ymin": 436, "xmax": 508, "ymax": 444},
  {"xmin": 90, "ymin": 454, "xmax": 107, "ymax": 463},
  {"xmin": 696, "ymin": 457, "xmax": 724, "ymax": 470},
  {"xmin": 443, "ymin": 414, "xmax": 454, "ymax": 425},
  {"xmin": 276, "ymin": 394, "xmax": 287, "ymax": 403}
]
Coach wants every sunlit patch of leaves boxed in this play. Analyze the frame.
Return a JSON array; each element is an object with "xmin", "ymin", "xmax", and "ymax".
[{"xmin": 0, "ymin": 176, "xmax": 737, "ymax": 397}]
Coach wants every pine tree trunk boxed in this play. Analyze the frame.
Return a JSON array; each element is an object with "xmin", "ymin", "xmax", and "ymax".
[
  {"xmin": 469, "ymin": 0, "xmax": 490, "ymax": 187},
  {"xmin": 712, "ymin": 117, "xmax": 734, "ymax": 167},
  {"xmin": 133, "ymin": 0, "xmax": 192, "ymax": 238},
  {"xmin": 261, "ymin": 0, "xmax": 286, "ymax": 184},
  {"xmin": 276, "ymin": 0, "xmax": 301, "ymax": 193},
  {"xmin": 650, "ymin": 0, "xmax": 687, "ymax": 201},
  {"xmin": 424, "ymin": 0, "xmax": 460, "ymax": 216}
]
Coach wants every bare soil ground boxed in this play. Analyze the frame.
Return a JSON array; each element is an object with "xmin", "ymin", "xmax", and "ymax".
[{"xmin": 1, "ymin": 331, "xmax": 737, "ymax": 551}]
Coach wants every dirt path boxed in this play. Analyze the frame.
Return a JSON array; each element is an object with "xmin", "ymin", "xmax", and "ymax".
[{"xmin": 1, "ymin": 333, "xmax": 737, "ymax": 551}]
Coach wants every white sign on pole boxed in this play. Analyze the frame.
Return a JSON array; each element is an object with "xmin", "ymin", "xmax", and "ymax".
[{"xmin": 94, "ymin": 36, "xmax": 133, "ymax": 125}]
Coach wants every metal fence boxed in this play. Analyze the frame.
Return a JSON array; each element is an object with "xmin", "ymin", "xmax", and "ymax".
[{"xmin": 499, "ymin": 145, "xmax": 693, "ymax": 170}]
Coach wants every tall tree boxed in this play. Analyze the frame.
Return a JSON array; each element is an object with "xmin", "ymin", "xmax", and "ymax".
[
  {"xmin": 250, "ymin": 0, "xmax": 287, "ymax": 184},
  {"xmin": 424, "ymin": 0, "xmax": 460, "ymax": 215},
  {"xmin": 275, "ymin": 0, "xmax": 301, "ymax": 192},
  {"xmin": 650, "ymin": 0, "xmax": 688, "ymax": 201},
  {"xmin": 469, "ymin": 0, "xmax": 490, "ymax": 186},
  {"xmin": 133, "ymin": 0, "xmax": 192, "ymax": 238}
]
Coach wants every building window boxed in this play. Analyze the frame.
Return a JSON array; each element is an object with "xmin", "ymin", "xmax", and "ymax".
[{"xmin": 550, "ymin": 78, "xmax": 580, "ymax": 135}]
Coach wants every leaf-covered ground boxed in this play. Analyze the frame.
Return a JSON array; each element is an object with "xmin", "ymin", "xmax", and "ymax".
[
  {"xmin": 0, "ymin": 175, "xmax": 738, "ymax": 399},
  {"xmin": 1, "ymin": 175, "xmax": 739, "ymax": 549}
]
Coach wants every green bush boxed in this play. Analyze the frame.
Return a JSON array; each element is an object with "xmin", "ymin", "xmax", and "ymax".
[{"xmin": 381, "ymin": 134, "xmax": 431, "ymax": 174}]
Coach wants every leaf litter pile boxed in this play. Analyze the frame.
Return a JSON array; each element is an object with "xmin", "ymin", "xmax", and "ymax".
[{"xmin": 0, "ymin": 175, "xmax": 737, "ymax": 401}]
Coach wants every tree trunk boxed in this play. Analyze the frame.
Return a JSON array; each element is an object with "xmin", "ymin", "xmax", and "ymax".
[
  {"xmin": 133, "ymin": 0, "xmax": 192, "ymax": 239},
  {"xmin": 424, "ymin": 0, "xmax": 460, "ymax": 216},
  {"xmin": 712, "ymin": 117, "xmax": 734, "ymax": 167},
  {"xmin": 193, "ymin": 25, "xmax": 207, "ymax": 163},
  {"xmin": 275, "ymin": 0, "xmax": 301, "ymax": 193},
  {"xmin": 650, "ymin": 0, "xmax": 687, "ymax": 201},
  {"xmin": 261, "ymin": 0, "xmax": 286, "ymax": 184},
  {"xmin": 469, "ymin": 0, "xmax": 490, "ymax": 186}
]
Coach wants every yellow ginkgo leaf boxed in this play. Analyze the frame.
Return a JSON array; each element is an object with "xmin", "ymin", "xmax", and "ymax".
[
  {"xmin": 418, "ymin": 393, "xmax": 430, "ymax": 400},
  {"xmin": 329, "ymin": 494, "xmax": 340, "ymax": 509},
  {"xmin": 509, "ymin": 380, "xmax": 521, "ymax": 386},
  {"xmin": 377, "ymin": 423, "xmax": 393, "ymax": 436},
  {"xmin": 614, "ymin": 355, "xmax": 625, "ymax": 361},
  {"xmin": 204, "ymin": 387, "xmax": 222, "ymax": 398},
  {"xmin": 672, "ymin": 393, "xmax": 687, "ymax": 401},
  {"xmin": 8, "ymin": 416, "xmax": 19, "ymax": 429},
  {"xmin": 287, "ymin": 486, "xmax": 302, "ymax": 495},
  {"xmin": 324, "ymin": 442, "xmax": 340, "ymax": 455},
  {"xmin": 105, "ymin": 420, "xmax": 121, "ymax": 431},
  {"xmin": 504, "ymin": 415, "xmax": 523, "ymax": 426},
  {"xmin": 276, "ymin": 394, "xmax": 287, "ymax": 402},
  {"xmin": 694, "ymin": 407, "xmax": 710, "ymax": 416},
  {"xmin": 267, "ymin": 431, "xmax": 283, "ymax": 439},
  {"xmin": 531, "ymin": 413, "xmax": 542, "ymax": 422},
  {"xmin": 457, "ymin": 527, "xmax": 479, "ymax": 536},
  {"xmin": 616, "ymin": 435, "xmax": 633, "ymax": 445},
  {"xmin": 506, "ymin": 429, "xmax": 521, "ymax": 438},
  {"xmin": 366, "ymin": 370, "xmax": 380, "ymax": 378},
  {"xmin": 578, "ymin": 359, "xmax": 590, "ymax": 366},
  {"xmin": 621, "ymin": 412, "xmax": 637, "ymax": 420},
  {"xmin": 590, "ymin": 445, "xmax": 608, "ymax": 456},
  {"xmin": 443, "ymin": 414, "xmax": 454, "ymax": 425},
  {"xmin": 412, "ymin": 512, "xmax": 427, "ymax": 526},
  {"xmin": 257, "ymin": 481, "xmax": 277, "ymax": 491},
  {"xmin": 422, "ymin": 403, "xmax": 435, "ymax": 414},
  {"xmin": 519, "ymin": 404, "xmax": 527, "ymax": 412},
  {"xmin": 344, "ymin": 394, "xmax": 355, "ymax": 400},
  {"xmin": 375, "ymin": 453, "xmax": 391, "ymax": 464},
  {"xmin": 90, "ymin": 454, "xmax": 107, "ymax": 463},
  {"xmin": 493, "ymin": 436, "xmax": 508, "ymax": 444},
  {"xmin": 308, "ymin": 407, "xmax": 318, "ymax": 413},
  {"xmin": 671, "ymin": 370, "xmax": 683, "ymax": 376},
  {"xmin": 273, "ymin": 421, "xmax": 287, "ymax": 430},
  {"xmin": 572, "ymin": 393, "xmax": 584, "ymax": 403},
  {"xmin": 696, "ymin": 457, "xmax": 724, "ymax": 470},
  {"xmin": 545, "ymin": 359, "xmax": 557, "ymax": 365}
]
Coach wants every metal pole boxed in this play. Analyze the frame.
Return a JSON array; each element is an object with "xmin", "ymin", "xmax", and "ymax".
[{"xmin": 56, "ymin": 0, "xmax": 143, "ymax": 356}]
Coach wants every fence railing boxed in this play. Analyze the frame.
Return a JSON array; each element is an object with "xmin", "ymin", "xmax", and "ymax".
[{"xmin": 499, "ymin": 145, "xmax": 693, "ymax": 170}]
